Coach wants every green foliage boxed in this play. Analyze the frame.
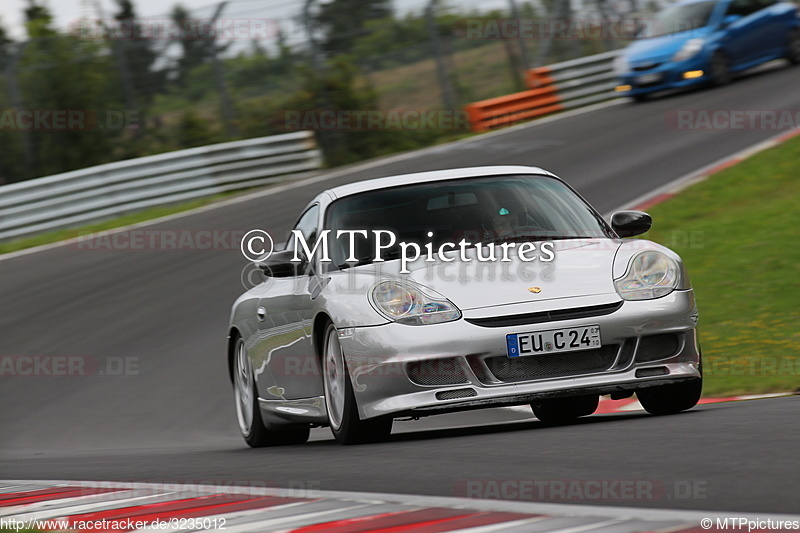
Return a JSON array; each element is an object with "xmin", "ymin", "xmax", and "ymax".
[
  {"xmin": 175, "ymin": 110, "xmax": 223, "ymax": 148},
  {"xmin": 315, "ymin": 0, "xmax": 393, "ymax": 54},
  {"xmin": 113, "ymin": 0, "xmax": 166, "ymax": 105},
  {"xmin": 1, "ymin": 0, "xmax": 626, "ymax": 185},
  {"xmin": 644, "ymin": 136, "xmax": 800, "ymax": 396},
  {"xmin": 170, "ymin": 3, "xmax": 225, "ymax": 87},
  {"xmin": 7, "ymin": 3, "xmax": 126, "ymax": 182},
  {"xmin": 288, "ymin": 57, "xmax": 451, "ymax": 165}
]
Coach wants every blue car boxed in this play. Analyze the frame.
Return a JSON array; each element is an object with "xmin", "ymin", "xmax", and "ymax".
[{"xmin": 614, "ymin": 0, "xmax": 800, "ymax": 101}]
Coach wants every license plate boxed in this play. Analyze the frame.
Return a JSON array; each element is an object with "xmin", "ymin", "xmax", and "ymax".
[
  {"xmin": 636, "ymin": 73, "xmax": 662, "ymax": 85},
  {"xmin": 506, "ymin": 325, "xmax": 601, "ymax": 358}
]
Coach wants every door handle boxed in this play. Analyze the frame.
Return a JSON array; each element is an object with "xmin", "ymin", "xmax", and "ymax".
[{"xmin": 257, "ymin": 306, "xmax": 267, "ymax": 321}]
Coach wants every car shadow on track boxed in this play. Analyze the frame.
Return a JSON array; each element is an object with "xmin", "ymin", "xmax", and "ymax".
[{"xmin": 293, "ymin": 409, "xmax": 709, "ymax": 447}]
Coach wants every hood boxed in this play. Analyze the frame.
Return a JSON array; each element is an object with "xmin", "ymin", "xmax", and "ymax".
[
  {"xmin": 625, "ymin": 27, "xmax": 710, "ymax": 63},
  {"xmin": 330, "ymin": 239, "xmax": 622, "ymax": 311},
  {"xmin": 408, "ymin": 239, "xmax": 621, "ymax": 311}
]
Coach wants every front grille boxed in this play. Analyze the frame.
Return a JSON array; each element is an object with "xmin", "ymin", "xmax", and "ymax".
[
  {"xmin": 636, "ymin": 334, "xmax": 680, "ymax": 363},
  {"xmin": 406, "ymin": 358, "xmax": 469, "ymax": 386},
  {"xmin": 465, "ymin": 301, "xmax": 623, "ymax": 328},
  {"xmin": 467, "ymin": 356, "xmax": 493, "ymax": 384},
  {"xmin": 613, "ymin": 338, "xmax": 637, "ymax": 370},
  {"xmin": 632, "ymin": 63, "xmax": 661, "ymax": 71},
  {"xmin": 635, "ymin": 79, "xmax": 663, "ymax": 88},
  {"xmin": 484, "ymin": 344, "xmax": 619, "ymax": 383},
  {"xmin": 636, "ymin": 366, "xmax": 670, "ymax": 378},
  {"xmin": 436, "ymin": 388, "xmax": 477, "ymax": 401}
]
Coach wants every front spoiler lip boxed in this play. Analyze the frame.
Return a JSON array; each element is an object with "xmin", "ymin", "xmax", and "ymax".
[
  {"xmin": 393, "ymin": 374, "xmax": 699, "ymax": 418},
  {"xmin": 362, "ymin": 360, "xmax": 701, "ymax": 419}
]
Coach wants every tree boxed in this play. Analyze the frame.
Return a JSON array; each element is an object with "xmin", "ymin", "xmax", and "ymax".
[
  {"xmin": 0, "ymin": 20, "xmax": 12, "ymax": 71},
  {"xmin": 113, "ymin": 0, "xmax": 166, "ymax": 105},
  {"xmin": 15, "ymin": 1, "xmax": 126, "ymax": 179},
  {"xmin": 314, "ymin": 0, "xmax": 393, "ymax": 55},
  {"xmin": 170, "ymin": 3, "xmax": 225, "ymax": 86}
]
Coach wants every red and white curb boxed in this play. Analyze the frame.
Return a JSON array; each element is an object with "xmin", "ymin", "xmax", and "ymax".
[
  {"xmin": 3, "ymin": 480, "xmax": 799, "ymax": 533},
  {"xmin": 609, "ymin": 128, "xmax": 800, "ymax": 214}
]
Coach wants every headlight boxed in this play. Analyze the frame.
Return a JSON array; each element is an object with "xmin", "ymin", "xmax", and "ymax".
[
  {"xmin": 673, "ymin": 38, "xmax": 705, "ymax": 62},
  {"xmin": 369, "ymin": 280, "xmax": 461, "ymax": 325},
  {"xmin": 614, "ymin": 251, "xmax": 679, "ymax": 300},
  {"xmin": 613, "ymin": 54, "xmax": 629, "ymax": 75}
]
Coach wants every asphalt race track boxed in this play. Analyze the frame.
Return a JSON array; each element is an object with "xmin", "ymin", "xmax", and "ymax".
[{"xmin": 1, "ymin": 61, "xmax": 799, "ymax": 514}]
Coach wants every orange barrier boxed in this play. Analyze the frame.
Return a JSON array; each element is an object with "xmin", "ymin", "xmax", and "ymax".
[
  {"xmin": 525, "ymin": 66, "xmax": 555, "ymax": 89},
  {"xmin": 465, "ymin": 51, "xmax": 618, "ymax": 132},
  {"xmin": 464, "ymin": 81, "xmax": 563, "ymax": 133}
]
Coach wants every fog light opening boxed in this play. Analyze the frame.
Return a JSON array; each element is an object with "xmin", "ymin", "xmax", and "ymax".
[{"xmin": 683, "ymin": 70, "xmax": 704, "ymax": 79}]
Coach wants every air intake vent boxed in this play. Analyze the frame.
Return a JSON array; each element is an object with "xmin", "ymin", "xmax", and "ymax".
[
  {"xmin": 484, "ymin": 345, "xmax": 619, "ymax": 382},
  {"xmin": 406, "ymin": 358, "xmax": 469, "ymax": 386},
  {"xmin": 465, "ymin": 302, "xmax": 623, "ymax": 328},
  {"xmin": 467, "ymin": 356, "xmax": 493, "ymax": 384},
  {"xmin": 436, "ymin": 388, "xmax": 477, "ymax": 401},
  {"xmin": 636, "ymin": 334, "xmax": 680, "ymax": 363},
  {"xmin": 636, "ymin": 367, "xmax": 670, "ymax": 378},
  {"xmin": 613, "ymin": 338, "xmax": 637, "ymax": 370}
]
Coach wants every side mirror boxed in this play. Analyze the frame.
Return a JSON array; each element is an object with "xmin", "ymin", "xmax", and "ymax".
[
  {"xmin": 611, "ymin": 210, "xmax": 652, "ymax": 238},
  {"xmin": 257, "ymin": 249, "xmax": 307, "ymax": 278},
  {"xmin": 721, "ymin": 14, "xmax": 741, "ymax": 28}
]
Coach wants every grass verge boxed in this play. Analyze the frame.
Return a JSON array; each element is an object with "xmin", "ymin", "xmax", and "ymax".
[{"xmin": 643, "ymin": 134, "xmax": 800, "ymax": 397}]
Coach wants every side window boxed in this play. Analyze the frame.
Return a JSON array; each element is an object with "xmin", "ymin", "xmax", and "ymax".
[
  {"xmin": 726, "ymin": 0, "xmax": 761, "ymax": 17},
  {"xmin": 286, "ymin": 205, "xmax": 320, "ymax": 254}
]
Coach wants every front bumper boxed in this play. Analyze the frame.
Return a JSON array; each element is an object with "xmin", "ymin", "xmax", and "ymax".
[
  {"xmin": 616, "ymin": 55, "xmax": 710, "ymax": 97},
  {"xmin": 339, "ymin": 290, "xmax": 701, "ymax": 420}
]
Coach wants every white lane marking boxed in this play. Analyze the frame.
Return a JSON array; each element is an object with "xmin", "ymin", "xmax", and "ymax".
[
  {"xmin": 606, "ymin": 127, "xmax": 800, "ymax": 216},
  {"xmin": 736, "ymin": 393, "xmax": 794, "ymax": 400},
  {"xmin": 131, "ymin": 500, "xmax": 327, "ymax": 533},
  {"xmin": 617, "ymin": 400, "xmax": 643, "ymax": 411},
  {"xmin": 210, "ymin": 503, "xmax": 376, "ymax": 533},
  {"xmin": 533, "ymin": 518, "xmax": 629, "ymax": 533},
  {"xmin": 6, "ymin": 491, "xmax": 187, "ymax": 521},
  {"xmin": 436, "ymin": 516, "xmax": 551, "ymax": 533}
]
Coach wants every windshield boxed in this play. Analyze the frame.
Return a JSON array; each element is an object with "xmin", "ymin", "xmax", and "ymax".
[
  {"xmin": 324, "ymin": 174, "xmax": 612, "ymax": 270},
  {"xmin": 638, "ymin": 1, "xmax": 716, "ymax": 38}
]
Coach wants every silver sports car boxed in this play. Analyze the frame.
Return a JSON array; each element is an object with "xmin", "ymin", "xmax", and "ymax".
[{"xmin": 227, "ymin": 166, "xmax": 702, "ymax": 446}]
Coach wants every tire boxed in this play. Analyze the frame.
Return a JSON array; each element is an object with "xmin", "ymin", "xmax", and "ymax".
[
  {"xmin": 233, "ymin": 337, "xmax": 310, "ymax": 447},
  {"xmin": 632, "ymin": 93, "xmax": 649, "ymax": 103},
  {"xmin": 531, "ymin": 395, "xmax": 599, "ymax": 425},
  {"xmin": 322, "ymin": 323, "xmax": 392, "ymax": 444},
  {"xmin": 787, "ymin": 30, "xmax": 800, "ymax": 65},
  {"xmin": 709, "ymin": 52, "xmax": 732, "ymax": 86},
  {"xmin": 637, "ymin": 377, "xmax": 703, "ymax": 416}
]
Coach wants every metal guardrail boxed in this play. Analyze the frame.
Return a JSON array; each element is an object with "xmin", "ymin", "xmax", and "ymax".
[
  {"xmin": 0, "ymin": 131, "xmax": 322, "ymax": 241},
  {"xmin": 465, "ymin": 51, "xmax": 619, "ymax": 132}
]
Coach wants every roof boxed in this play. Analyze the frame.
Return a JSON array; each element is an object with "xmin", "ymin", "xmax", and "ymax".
[{"xmin": 326, "ymin": 165, "xmax": 556, "ymax": 200}]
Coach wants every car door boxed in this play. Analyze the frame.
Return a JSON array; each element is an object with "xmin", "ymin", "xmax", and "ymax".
[
  {"xmin": 754, "ymin": 0, "xmax": 791, "ymax": 56},
  {"xmin": 253, "ymin": 205, "xmax": 323, "ymax": 401},
  {"xmin": 745, "ymin": 0, "xmax": 786, "ymax": 57},
  {"xmin": 720, "ymin": 0, "xmax": 775, "ymax": 64}
]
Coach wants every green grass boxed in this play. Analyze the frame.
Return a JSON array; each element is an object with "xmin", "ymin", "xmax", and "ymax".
[
  {"xmin": 642, "ymin": 135, "xmax": 800, "ymax": 397},
  {"xmin": 0, "ymin": 195, "xmax": 226, "ymax": 255}
]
